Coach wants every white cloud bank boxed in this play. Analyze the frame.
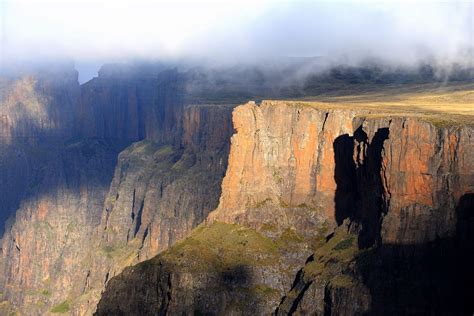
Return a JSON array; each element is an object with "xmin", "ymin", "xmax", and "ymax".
[{"xmin": 1, "ymin": 0, "xmax": 473, "ymax": 68}]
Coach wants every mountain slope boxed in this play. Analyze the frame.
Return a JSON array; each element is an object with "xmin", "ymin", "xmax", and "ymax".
[{"xmin": 96, "ymin": 92, "xmax": 474, "ymax": 315}]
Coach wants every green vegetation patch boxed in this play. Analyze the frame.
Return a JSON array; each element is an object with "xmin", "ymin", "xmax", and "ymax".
[
  {"xmin": 276, "ymin": 228, "xmax": 305, "ymax": 249},
  {"xmin": 260, "ymin": 222, "xmax": 278, "ymax": 232},
  {"xmin": 160, "ymin": 222, "xmax": 281, "ymax": 272},
  {"xmin": 101, "ymin": 245, "xmax": 116, "ymax": 259},
  {"xmin": 101, "ymin": 244, "xmax": 132, "ymax": 260},
  {"xmin": 171, "ymin": 152, "xmax": 195, "ymax": 171},
  {"xmin": 102, "ymin": 245, "xmax": 114, "ymax": 253},
  {"xmin": 334, "ymin": 236, "xmax": 355, "ymax": 251},
  {"xmin": 421, "ymin": 116, "xmax": 463, "ymax": 128},
  {"xmin": 128, "ymin": 140, "xmax": 159, "ymax": 156},
  {"xmin": 50, "ymin": 300, "xmax": 70, "ymax": 313},
  {"xmin": 305, "ymin": 223, "xmax": 359, "ymax": 280},
  {"xmin": 40, "ymin": 289, "xmax": 51, "ymax": 297},
  {"xmin": 153, "ymin": 144, "xmax": 174, "ymax": 158}
]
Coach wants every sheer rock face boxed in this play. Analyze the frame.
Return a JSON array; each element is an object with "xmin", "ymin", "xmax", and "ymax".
[
  {"xmin": 212, "ymin": 101, "xmax": 473, "ymax": 245},
  {"xmin": 96, "ymin": 101, "xmax": 473, "ymax": 315},
  {"xmin": 74, "ymin": 104, "xmax": 234, "ymax": 315},
  {"xmin": 99, "ymin": 104, "xmax": 233, "ymax": 252},
  {"xmin": 276, "ymin": 110, "xmax": 474, "ymax": 314},
  {"xmin": 0, "ymin": 67, "xmax": 128, "ymax": 315},
  {"xmin": 379, "ymin": 118, "xmax": 473, "ymax": 244},
  {"xmin": 209, "ymin": 101, "xmax": 359, "ymax": 235},
  {"xmin": 0, "ymin": 68, "xmax": 79, "ymax": 143},
  {"xmin": 0, "ymin": 69, "xmax": 80, "ymax": 236},
  {"xmin": 0, "ymin": 140, "xmax": 120, "ymax": 314},
  {"xmin": 77, "ymin": 68, "xmax": 184, "ymax": 143},
  {"xmin": 0, "ymin": 65, "xmax": 236, "ymax": 315}
]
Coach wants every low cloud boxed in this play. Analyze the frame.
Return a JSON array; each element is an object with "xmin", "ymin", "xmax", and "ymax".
[{"xmin": 1, "ymin": 0, "xmax": 472, "ymax": 80}]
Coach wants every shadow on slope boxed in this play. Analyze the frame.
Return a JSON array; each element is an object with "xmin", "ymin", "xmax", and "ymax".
[
  {"xmin": 354, "ymin": 193, "xmax": 474, "ymax": 315},
  {"xmin": 332, "ymin": 125, "xmax": 474, "ymax": 314}
]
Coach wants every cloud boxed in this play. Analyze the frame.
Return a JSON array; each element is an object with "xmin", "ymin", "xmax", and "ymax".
[{"xmin": 1, "ymin": 0, "xmax": 472, "ymax": 71}]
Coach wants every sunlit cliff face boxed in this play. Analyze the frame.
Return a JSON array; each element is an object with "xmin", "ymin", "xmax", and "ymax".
[{"xmin": 0, "ymin": 0, "xmax": 472, "ymax": 313}]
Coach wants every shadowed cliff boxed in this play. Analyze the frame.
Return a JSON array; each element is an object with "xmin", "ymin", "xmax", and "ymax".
[
  {"xmin": 96, "ymin": 98, "xmax": 473, "ymax": 315},
  {"xmin": 1, "ymin": 63, "xmax": 473, "ymax": 315},
  {"xmin": 278, "ymin": 112, "xmax": 473, "ymax": 315}
]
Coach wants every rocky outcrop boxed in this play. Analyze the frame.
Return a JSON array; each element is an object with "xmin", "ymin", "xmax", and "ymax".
[
  {"xmin": 77, "ymin": 68, "xmax": 184, "ymax": 143},
  {"xmin": 0, "ymin": 139, "xmax": 121, "ymax": 315},
  {"xmin": 278, "ymin": 113, "xmax": 474, "ymax": 315},
  {"xmin": 209, "ymin": 101, "xmax": 359, "ymax": 235},
  {"xmin": 0, "ymin": 65, "xmax": 237, "ymax": 314},
  {"xmin": 1, "ymin": 62, "xmax": 473, "ymax": 315},
  {"xmin": 72, "ymin": 104, "xmax": 235, "ymax": 314},
  {"xmin": 100, "ymin": 104, "xmax": 233, "ymax": 254},
  {"xmin": 96, "ymin": 100, "xmax": 473, "ymax": 315},
  {"xmin": 0, "ymin": 68, "xmax": 80, "ymax": 236},
  {"xmin": 0, "ymin": 66, "xmax": 79, "ymax": 143},
  {"xmin": 95, "ymin": 221, "xmax": 309, "ymax": 315}
]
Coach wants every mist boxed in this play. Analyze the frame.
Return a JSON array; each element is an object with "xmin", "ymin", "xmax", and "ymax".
[{"xmin": 1, "ymin": 0, "xmax": 472, "ymax": 82}]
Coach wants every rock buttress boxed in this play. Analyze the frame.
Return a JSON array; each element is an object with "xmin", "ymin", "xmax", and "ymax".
[
  {"xmin": 96, "ymin": 100, "xmax": 473, "ymax": 315},
  {"xmin": 278, "ymin": 116, "xmax": 474, "ymax": 315},
  {"xmin": 72, "ymin": 104, "xmax": 235, "ymax": 314}
]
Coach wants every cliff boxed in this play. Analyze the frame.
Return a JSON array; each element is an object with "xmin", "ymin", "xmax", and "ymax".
[
  {"xmin": 96, "ymin": 93, "xmax": 473, "ymax": 315},
  {"xmin": 0, "ymin": 67, "xmax": 132, "ymax": 314},
  {"xmin": 72, "ymin": 104, "xmax": 234, "ymax": 314},
  {"xmin": 0, "ymin": 65, "xmax": 236, "ymax": 314},
  {"xmin": 0, "ymin": 66, "xmax": 79, "ymax": 143},
  {"xmin": 1, "ymin": 62, "xmax": 472, "ymax": 315},
  {"xmin": 0, "ymin": 139, "xmax": 121, "ymax": 314},
  {"xmin": 77, "ymin": 68, "xmax": 184, "ymax": 143},
  {"xmin": 0, "ymin": 68, "xmax": 80, "ymax": 236}
]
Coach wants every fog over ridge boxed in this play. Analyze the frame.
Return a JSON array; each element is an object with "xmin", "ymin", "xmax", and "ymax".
[{"xmin": 1, "ymin": 0, "xmax": 472, "ymax": 81}]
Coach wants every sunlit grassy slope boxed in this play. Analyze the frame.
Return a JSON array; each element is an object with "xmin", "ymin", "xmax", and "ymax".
[{"xmin": 282, "ymin": 83, "xmax": 474, "ymax": 126}]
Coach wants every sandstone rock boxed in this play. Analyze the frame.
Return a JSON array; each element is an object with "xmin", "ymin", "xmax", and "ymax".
[
  {"xmin": 73, "ymin": 104, "xmax": 235, "ymax": 314},
  {"xmin": 97, "ymin": 100, "xmax": 473, "ymax": 315},
  {"xmin": 2, "ymin": 63, "xmax": 473, "ymax": 315}
]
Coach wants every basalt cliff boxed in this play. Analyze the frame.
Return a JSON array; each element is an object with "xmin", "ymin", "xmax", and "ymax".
[
  {"xmin": 0, "ymin": 63, "xmax": 473, "ymax": 315},
  {"xmin": 96, "ymin": 99, "xmax": 473, "ymax": 315},
  {"xmin": 0, "ymin": 64, "xmax": 236, "ymax": 314}
]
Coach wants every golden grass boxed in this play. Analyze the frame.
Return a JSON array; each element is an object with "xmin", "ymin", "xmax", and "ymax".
[{"xmin": 265, "ymin": 83, "xmax": 474, "ymax": 126}]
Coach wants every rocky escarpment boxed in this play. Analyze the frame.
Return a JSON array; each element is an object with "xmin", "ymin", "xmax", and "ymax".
[
  {"xmin": 71, "ymin": 104, "xmax": 235, "ymax": 315},
  {"xmin": 0, "ymin": 67, "xmax": 80, "ymax": 236},
  {"xmin": 101, "ymin": 104, "xmax": 233, "ymax": 256},
  {"xmin": 277, "ymin": 112, "xmax": 474, "ymax": 315},
  {"xmin": 96, "ymin": 100, "xmax": 473, "ymax": 315},
  {"xmin": 0, "ymin": 65, "xmax": 218, "ymax": 314},
  {"xmin": 0, "ymin": 66, "xmax": 146, "ymax": 314},
  {"xmin": 1, "ymin": 62, "xmax": 472, "ymax": 315},
  {"xmin": 77, "ymin": 68, "xmax": 184, "ymax": 143},
  {"xmin": 3, "ymin": 62, "xmax": 300, "ymax": 314},
  {"xmin": 0, "ymin": 139, "xmax": 122, "ymax": 314}
]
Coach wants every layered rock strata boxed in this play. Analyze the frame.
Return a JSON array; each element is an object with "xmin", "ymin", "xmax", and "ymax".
[
  {"xmin": 0, "ymin": 65, "xmax": 236, "ymax": 314},
  {"xmin": 96, "ymin": 100, "xmax": 473, "ymax": 315}
]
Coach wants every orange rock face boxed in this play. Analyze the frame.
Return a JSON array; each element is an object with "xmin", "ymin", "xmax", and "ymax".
[
  {"xmin": 2, "ymin": 92, "xmax": 472, "ymax": 315},
  {"xmin": 95, "ymin": 100, "xmax": 473, "ymax": 315},
  {"xmin": 380, "ymin": 118, "xmax": 473, "ymax": 244},
  {"xmin": 209, "ymin": 101, "xmax": 361, "ymax": 232},
  {"xmin": 209, "ymin": 101, "xmax": 473, "ymax": 246}
]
